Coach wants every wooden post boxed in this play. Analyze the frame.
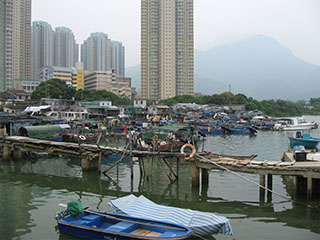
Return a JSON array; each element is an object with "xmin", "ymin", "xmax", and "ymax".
[
  {"xmin": 176, "ymin": 157, "xmax": 180, "ymax": 180},
  {"xmin": 267, "ymin": 174, "xmax": 273, "ymax": 202},
  {"xmin": 129, "ymin": 131, "xmax": 133, "ymax": 180},
  {"xmin": 10, "ymin": 122, "xmax": 13, "ymax": 136},
  {"xmin": 12, "ymin": 147, "xmax": 22, "ymax": 161},
  {"xmin": 82, "ymin": 154, "xmax": 100, "ymax": 172},
  {"xmin": 98, "ymin": 152, "xmax": 102, "ymax": 173},
  {"xmin": 96, "ymin": 133, "xmax": 102, "ymax": 173},
  {"xmin": 307, "ymin": 176, "xmax": 313, "ymax": 199},
  {"xmin": 191, "ymin": 163, "xmax": 200, "ymax": 189},
  {"xmin": 202, "ymin": 138, "xmax": 205, "ymax": 152},
  {"xmin": 201, "ymin": 169, "xmax": 209, "ymax": 200},
  {"xmin": 259, "ymin": 174, "xmax": 266, "ymax": 204},
  {"xmin": 192, "ymin": 164, "xmax": 200, "ymax": 201},
  {"xmin": 2, "ymin": 144, "xmax": 11, "ymax": 160},
  {"xmin": 169, "ymin": 158, "xmax": 172, "ymax": 178},
  {"xmin": 146, "ymin": 156, "xmax": 150, "ymax": 181},
  {"xmin": 138, "ymin": 157, "xmax": 143, "ymax": 178}
]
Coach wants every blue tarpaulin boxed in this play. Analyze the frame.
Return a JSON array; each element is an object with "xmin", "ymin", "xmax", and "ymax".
[{"xmin": 109, "ymin": 195, "xmax": 233, "ymax": 236}]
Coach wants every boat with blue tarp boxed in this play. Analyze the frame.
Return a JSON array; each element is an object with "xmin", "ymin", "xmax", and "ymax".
[
  {"xmin": 109, "ymin": 195, "xmax": 233, "ymax": 237},
  {"xmin": 56, "ymin": 200, "xmax": 192, "ymax": 240}
]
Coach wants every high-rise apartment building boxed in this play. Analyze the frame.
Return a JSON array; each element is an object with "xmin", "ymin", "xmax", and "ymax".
[
  {"xmin": 54, "ymin": 27, "xmax": 78, "ymax": 68},
  {"xmin": 141, "ymin": 0, "xmax": 194, "ymax": 100},
  {"xmin": 81, "ymin": 33, "xmax": 125, "ymax": 77},
  {"xmin": 81, "ymin": 32, "xmax": 112, "ymax": 73},
  {"xmin": 111, "ymin": 41, "xmax": 125, "ymax": 77},
  {"xmin": 31, "ymin": 21, "xmax": 54, "ymax": 79},
  {"xmin": 31, "ymin": 23, "xmax": 79, "ymax": 81},
  {"xmin": 0, "ymin": 0, "xmax": 31, "ymax": 91}
]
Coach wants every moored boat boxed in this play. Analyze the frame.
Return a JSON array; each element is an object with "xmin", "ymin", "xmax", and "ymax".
[
  {"xmin": 274, "ymin": 117, "xmax": 318, "ymax": 131},
  {"xmin": 289, "ymin": 132, "xmax": 320, "ymax": 149},
  {"xmin": 56, "ymin": 201, "xmax": 192, "ymax": 240},
  {"xmin": 62, "ymin": 132, "xmax": 101, "ymax": 143},
  {"xmin": 109, "ymin": 195, "xmax": 233, "ymax": 236}
]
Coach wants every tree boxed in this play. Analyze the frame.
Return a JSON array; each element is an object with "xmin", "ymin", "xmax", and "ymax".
[
  {"xmin": 235, "ymin": 93, "xmax": 248, "ymax": 104},
  {"xmin": 31, "ymin": 79, "xmax": 76, "ymax": 100},
  {"xmin": 75, "ymin": 89, "xmax": 131, "ymax": 105},
  {"xmin": 310, "ymin": 98, "xmax": 320, "ymax": 106}
]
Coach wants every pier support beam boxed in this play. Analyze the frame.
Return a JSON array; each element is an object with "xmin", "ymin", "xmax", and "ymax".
[
  {"xmin": 267, "ymin": 174, "xmax": 273, "ymax": 202},
  {"xmin": 201, "ymin": 169, "xmax": 209, "ymax": 200},
  {"xmin": 191, "ymin": 163, "xmax": 200, "ymax": 189},
  {"xmin": 12, "ymin": 147, "xmax": 22, "ymax": 161},
  {"xmin": 191, "ymin": 163, "xmax": 200, "ymax": 200},
  {"xmin": 2, "ymin": 145, "xmax": 11, "ymax": 160},
  {"xmin": 259, "ymin": 174, "xmax": 266, "ymax": 204},
  {"xmin": 307, "ymin": 175, "xmax": 313, "ymax": 199},
  {"xmin": 82, "ymin": 155, "xmax": 100, "ymax": 172}
]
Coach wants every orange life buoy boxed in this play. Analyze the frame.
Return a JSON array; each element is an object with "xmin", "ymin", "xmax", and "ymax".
[
  {"xmin": 153, "ymin": 134, "xmax": 159, "ymax": 142},
  {"xmin": 180, "ymin": 144, "xmax": 196, "ymax": 160}
]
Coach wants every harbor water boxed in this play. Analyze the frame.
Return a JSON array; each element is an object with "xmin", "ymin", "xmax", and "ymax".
[{"xmin": 0, "ymin": 116, "xmax": 320, "ymax": 240}]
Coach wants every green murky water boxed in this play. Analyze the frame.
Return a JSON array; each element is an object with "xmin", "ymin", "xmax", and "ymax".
[{"xmin": 0, "ymin": 116, "xmax": 319, "ymax": 240}]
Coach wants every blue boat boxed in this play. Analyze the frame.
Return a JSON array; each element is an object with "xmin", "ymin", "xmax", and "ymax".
[
  {"xmin": 222, "ymin": 124, "xmax": 257, "ymax": 135},
  {"xmin": 56, "ymin": 208, "xmax": 192, "ymax": 240},
  {"xmin": 109, "ymin": 195, "xmax": 233, "ymax": 236},
  {"xmin": 289, "ymin": 133, "xmax": 320, "ymax": 149}
]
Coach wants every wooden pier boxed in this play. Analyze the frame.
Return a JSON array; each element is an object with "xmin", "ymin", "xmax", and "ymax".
[{"xmin": 1, "ymin": 135, "xmax": 319, "ymax": 199}]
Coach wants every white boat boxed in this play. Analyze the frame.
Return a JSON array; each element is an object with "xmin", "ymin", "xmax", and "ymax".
[{"xmin": 273, "ymin": 117, "xmax": 318, "ymax": 131}]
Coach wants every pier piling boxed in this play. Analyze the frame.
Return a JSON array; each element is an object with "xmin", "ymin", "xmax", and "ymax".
[
  {"xmin": 2, "ymin": 144, "xmax": 11, "ymax": 160},
  {"xmin": 12, "ymin": 147, "xmax": 22, "ymax": 161},
  {"xmin": 307, "ymin": 175, "xmax": 313, "ymax": 199},
  {"xmin": 192, "ymin": 163, "xmax": 200, "ymax": 190},
  {"xmin": 267, "ymin": 174, "xmax": 273, "ymax": 202},
  {"xmin": 82, "ymin": 154, "xmax": 100, "ymax": 172},
  {"xmin": 259, "ymin": 174, "xmax": 266, "ymax": 203}
]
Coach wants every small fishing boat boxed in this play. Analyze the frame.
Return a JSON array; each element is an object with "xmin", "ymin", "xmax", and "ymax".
[
  {"xmin": 109, "ymin": 195, "xmax": 233, "ymax": 236},
  {"xmin": 289, "ymin": 132, "xmax": 320, "ymax": 149},
  {"xmin": 62, "ymin": 132, "xmax": 100, "ymax": 143},
  {"xmin": 56, "ymin": 201, "xmax": 192, "ymax": 240},
  {"xmin": 221, "ymin": 124, "xmax": 257, "ymax": 135}
]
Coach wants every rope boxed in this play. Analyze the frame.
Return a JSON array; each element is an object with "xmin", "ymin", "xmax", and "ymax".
[{"xmin": 196, "ymin": 154, "xmax": 315, "ymax": 209}]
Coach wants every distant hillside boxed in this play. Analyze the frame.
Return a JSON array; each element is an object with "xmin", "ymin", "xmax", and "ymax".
[
  {"xmin": 126, "ymin": 65, "xmax": 140, "ymax": 89},
  {"xmin": 126, "ymin": 35, "xmax": 320, "ymax": 100},
  {"xmin": 195, "ymin": 35, "xmax": 320, "ymax": 100}
]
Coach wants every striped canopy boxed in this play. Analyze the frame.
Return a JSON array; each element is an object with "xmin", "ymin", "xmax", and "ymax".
[{"xmin": 109, "ymin": 195, "xmax": 233, "ymax": 236}]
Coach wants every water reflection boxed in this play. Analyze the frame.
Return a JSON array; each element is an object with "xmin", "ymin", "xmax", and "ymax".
[{"xmin": 1, "ymin": 118, "xmax": 320, "ymax": 239}]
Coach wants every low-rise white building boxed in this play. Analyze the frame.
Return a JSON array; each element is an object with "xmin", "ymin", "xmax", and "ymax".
[
  {"xmin": 84, "ymin": 70, "xmax": 132, "ymax": 99},
  {"xmin": 148, "ymin": 105, "xmax": 171, "ymax": 116},
  {"xmin": 133, "ymin": 98, "xmax": 157, "ymax": 108}
]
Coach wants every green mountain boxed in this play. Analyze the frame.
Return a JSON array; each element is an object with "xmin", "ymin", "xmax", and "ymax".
[{"xmin": 126, "ymin": 35, "xmax": 320, "ymax": 100}]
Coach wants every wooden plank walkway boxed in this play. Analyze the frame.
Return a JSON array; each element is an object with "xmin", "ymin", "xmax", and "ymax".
[
  {"xmin": 0, "ymin": 136, "xmax": 183, "ymax": 158},
  {"xmin": 194, "ymin": 153, "xmax": 320, "ymax": 179},
  {"xmin": 1, "ymin": 136, "xmax": 320, "ymax": 179},
  {"xmin": 1, "ymin": 135, "xmax": 319, "ymax": 198}
]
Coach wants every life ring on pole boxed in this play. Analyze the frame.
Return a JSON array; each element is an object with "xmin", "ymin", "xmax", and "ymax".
[
  {"xmin": 180, "ymin": 143, "xmax": 196, "ymax": 160},
  {"xmin": 79, "ymin": 135, "xmax": 86, "ymax": 141},
  {"xmin": 153, "ymin": 134, "xmax": 159, "ymax": 142}
]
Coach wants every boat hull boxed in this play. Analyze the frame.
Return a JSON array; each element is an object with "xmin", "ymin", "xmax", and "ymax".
[
  {"xmin": 282, "ymin": 125, "xmax": 316, "ymax": 131},
  {"xmin": 289, "ymin": 137, "xmax": 320, "ymax": 149},
  {"xmin": 57, "ymin": 210, "xmax": 192, "ymax": 240}
]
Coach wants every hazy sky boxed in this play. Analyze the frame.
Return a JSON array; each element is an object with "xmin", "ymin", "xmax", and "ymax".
[{"xmin": 32, "ymin": 0, "xmax": 320, "ymax": 67}]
